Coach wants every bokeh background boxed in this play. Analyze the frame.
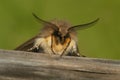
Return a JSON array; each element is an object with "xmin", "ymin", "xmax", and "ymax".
[{"xmin": 0, "ymin": 0, "xmax": 119, "ymax": 59}]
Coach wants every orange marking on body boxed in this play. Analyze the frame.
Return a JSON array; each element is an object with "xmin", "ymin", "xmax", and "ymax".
[{"xmin": 52, "ymin": 35, "xmax": 71, "ymax": 53}]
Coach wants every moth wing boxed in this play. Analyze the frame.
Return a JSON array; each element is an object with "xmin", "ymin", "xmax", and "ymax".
[{"xmin": 15, "ymin": 36, "xmax": 38, "ymax": 51}]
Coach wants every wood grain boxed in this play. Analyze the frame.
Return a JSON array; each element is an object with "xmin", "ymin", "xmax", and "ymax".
[{"xmin": 0, "ymin": 49, "xmax": 120, "ymax": 80}]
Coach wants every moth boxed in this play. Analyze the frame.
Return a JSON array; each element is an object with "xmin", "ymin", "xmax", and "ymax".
[{"xmin": 15, "ymin": 13, "xmax": 99, "ymax": 57}]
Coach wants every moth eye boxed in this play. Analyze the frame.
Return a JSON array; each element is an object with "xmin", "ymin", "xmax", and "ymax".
[{"xmin": 54, "ymin": 31, "xmax": 61, "ymax": 36}]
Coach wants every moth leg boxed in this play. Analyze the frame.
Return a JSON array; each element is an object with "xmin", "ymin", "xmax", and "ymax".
[
  {"xmin": 27, "ymin": 42, "xmax": 40, "ymax": 52},
  {"xmin": 27, "ymin": 45, "xmax": 38, "ymax": 52},
  {"xmin": 27, "ymin": 38, "xmax": 45, "ymax": 52},
  {"xmin": 76, "ymin": 45, "xmax": 86, "ymax": 57},
  {"xmin": 70, "ymin": 44, "xmax": 85, "ymax": 57}
]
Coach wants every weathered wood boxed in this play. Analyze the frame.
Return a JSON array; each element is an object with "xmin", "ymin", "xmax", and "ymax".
[{"xmin": 0, "ymin": 49, "xmax": 119, "ymax": 80}]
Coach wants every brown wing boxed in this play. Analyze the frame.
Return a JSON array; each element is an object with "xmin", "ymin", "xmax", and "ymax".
[{"xmin": 15, "ymin": 36, "xmax": 38, "ymax": 51}]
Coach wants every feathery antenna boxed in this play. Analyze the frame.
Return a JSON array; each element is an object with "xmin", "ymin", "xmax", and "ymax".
[
  {"xmin": 68, "ymin": 18, "xmax": 99, "ymax": 31},
  {"xmin": 32, "ymin": 13, "xmax": 59, "ymax": 31}
]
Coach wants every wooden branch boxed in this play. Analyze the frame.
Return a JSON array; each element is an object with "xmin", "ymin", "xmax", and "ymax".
[{"xmin": 0, "ymin": 49, "xmax": 120, "ymax": 80}]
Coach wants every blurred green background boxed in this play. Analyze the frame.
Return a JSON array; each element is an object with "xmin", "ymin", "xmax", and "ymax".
[{"xmin": 0, "ymin": 0, "xmax": 120, "ymax": 59}]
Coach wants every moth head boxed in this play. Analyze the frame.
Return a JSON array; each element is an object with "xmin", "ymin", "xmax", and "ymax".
[{"xmin": 51, "ymin": 20, "xmax": 71, "ymax": 42}]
